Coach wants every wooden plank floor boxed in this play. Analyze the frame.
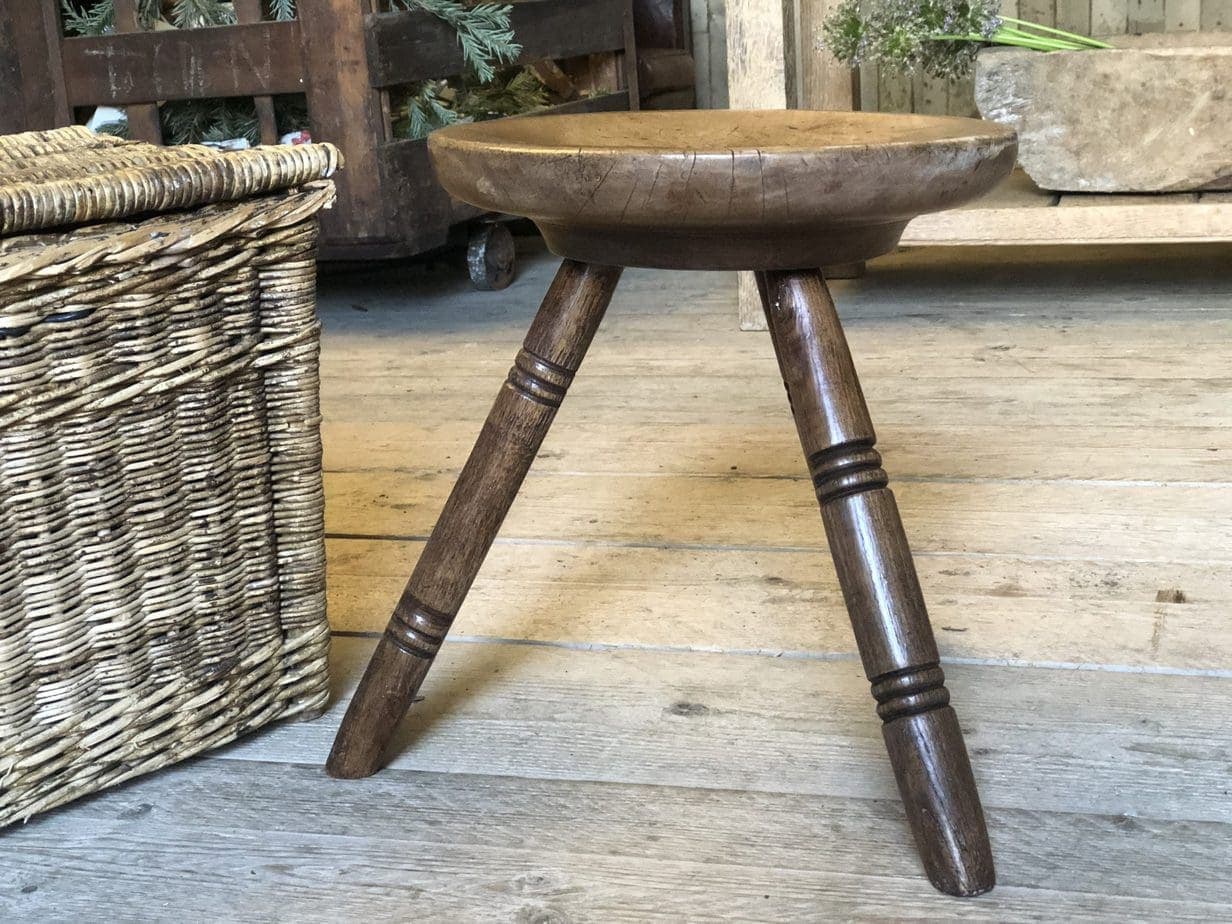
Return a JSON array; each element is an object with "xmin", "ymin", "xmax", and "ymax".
[{"xmin": 4, "ymin": 242, "xmax": 1232, "ymax": 921}]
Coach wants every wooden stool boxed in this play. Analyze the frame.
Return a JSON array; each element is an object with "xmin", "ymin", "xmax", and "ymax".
[{"xmin": 327, "ymin": 111, "xmax": 1017, "ymax": 897}]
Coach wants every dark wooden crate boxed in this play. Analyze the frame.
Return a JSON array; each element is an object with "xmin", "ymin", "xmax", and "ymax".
[{"xmin": 0, "ymin": 0, "xmax": 638, "ymax": 258}]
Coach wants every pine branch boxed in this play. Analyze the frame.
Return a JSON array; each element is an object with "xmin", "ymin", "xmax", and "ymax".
[
  {"xmin": 161, "ymin": 100, "xmax": 219, "ymax": 146},
  {"xmin": 62, "ymin": 0, "xmax": 212, "ymax": 34},
  {"xmin": 160, "ymin": 98, "xmax": 263, "ymax": 146},
  {"xmin": 61, "ymin": 0, "xmax": 114, "ymax": 36},
  {"xmin": 395, "ymin": 81, "xmax": 459, "ymax": 140},
  {"xmin": 140, "ymin": 0, "xmax": 161, "ymax": 25},
  {"xmin": 200, "ymin": 101, "xmax": 260, "ymax": 146},
  {"xmin": 455, "ymin": 66, "xmax": 547, "ymax": 120},
  {"xmin": 169, "ymin": 0, "xmax": 235, "ymax": 29},
  {"xmin": 94, "ymin": 119, "xmax": 130, "ymax": 139},
  {"xmin": 391, "ymin": 0, "xmax": 521, "ymax": 82},
  {"xmin": 267, "ymin": 0, "xmax": 296, "ymax": 20}
]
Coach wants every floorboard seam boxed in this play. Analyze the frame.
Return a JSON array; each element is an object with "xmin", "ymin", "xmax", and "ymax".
[
  {"xmin": 323, "ymin": 468, "xmax": 1232, "ymax": 489},
  {"xmin": 186, "ymin": 754, "xmax": 1232, "ymax": 837},
  {"xmin": 322, "ymin": 533, "xmax": 1232, "ymax": 566},
  {"xmin": 326, "ymin": 631, "xmax": 1232, "ymax": 678}
]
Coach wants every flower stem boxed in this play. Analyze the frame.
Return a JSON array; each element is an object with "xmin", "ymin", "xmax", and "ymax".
[
  {"xmin": 996, "ymin": 26, "xmax": 1087, "ymax": 49},
  {"xmin": 999, "ymin": 16, "xmax": 1116, "ymax": 48},
  {"xmin": 931, "ymin": 31, "xmax": 1083, "ymax": 52}
]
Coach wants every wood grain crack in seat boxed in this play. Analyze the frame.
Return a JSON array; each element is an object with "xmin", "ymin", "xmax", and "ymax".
[{"xmin": 329, "ymin": 110, "xmax": 1016, "ymax": 899}]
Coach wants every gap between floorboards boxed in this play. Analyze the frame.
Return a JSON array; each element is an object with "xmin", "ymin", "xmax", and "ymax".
[{"xmin": 326, "ymin": 630, "xmax": 1232, "ymax": 679}]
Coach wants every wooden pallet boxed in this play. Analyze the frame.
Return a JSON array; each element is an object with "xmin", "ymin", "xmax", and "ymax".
[
  {"xmin": 0, "ymin": 0, "xmax": 638, "ymax": 260},
  {"xmin": 903, "ymin": 169, "xmax": 1232, "ymax": 246}
]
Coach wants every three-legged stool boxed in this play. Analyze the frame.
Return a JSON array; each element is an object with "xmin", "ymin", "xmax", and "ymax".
[{"xmin": 327, "ymin": 111, "xmax": 1017, "ymax": 897}]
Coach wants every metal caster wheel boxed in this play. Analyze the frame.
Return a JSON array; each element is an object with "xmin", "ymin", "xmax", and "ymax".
[{"xmin": 467, "ymin": 222, "xmax": 516, "ymax": 290}]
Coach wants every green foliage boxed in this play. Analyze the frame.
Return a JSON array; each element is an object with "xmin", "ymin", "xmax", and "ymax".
[
  {"xmin": 390, "ymin": 0, "xmax": 521, "ymax": 83},
  {"xmin": 266, "ymin": 0, "xmax": 296, "ymax": 20},
  {"xmin": 454, "ymin": 67, "xmax": 547, "ymax": 121},
  {"xmin": 94, "ymin": 120, "xmax": 130, "ymax": 139},
  {"xmin": 394, "ymin": 82, "xmax": 459, "ymax": 140},
  {"xmin": 197, "ymin": 101, "xmax": 260, "ymax": 146},
  {"xmin": 392, "ymin": 65, "xmax": 548, "ymax": 142},
  {"xmin": 61, "ymin": 0, "xmax": 114, "ymax": 35},
  {"xmin": 62, "ymin": 0, "xmax": 294, "ymax": 37},
  {"xmin": 822, "ymin": 0, "xmax": 1110, "ymax": 79},
  {"xmin": 384, "ymin": 2, "xmax": 531, "ymax": 141},
  {"xmin": 161, "ymin": 94, "xmax": 306, "ymax": 147},
  {"xmin": 822, "ymin": 0, "xmax": 999, "ymax": 78},
  {"xmin": 168, "ymin": 0, "xmax": 234, "ymax": 28},
  {"xmin": 61, "ymin": 0, "xmax": 161, "ymax": 35},
  {"xmin": 822, "ymin": 0, "xmax": 867, "ymax": 66},
  {"xmin": 159, "ymin": 98, "xmax": 254, "ymax": 146}
]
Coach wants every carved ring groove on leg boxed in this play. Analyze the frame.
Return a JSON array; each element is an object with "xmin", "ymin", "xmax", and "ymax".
[
  {"xmin": 872, "ymin": 664, "xmax": 951, "ymax": 722},
  {"xmin": 386, "ymin": 595, "xmax": 455, "ymax": 660},
  {"xmin": 807, "ymin": 439, "xmax": 889, "ymax": 504},
  {"xmin": 506, "ymin": 348, "xmax": 574, "ymax": 408}
]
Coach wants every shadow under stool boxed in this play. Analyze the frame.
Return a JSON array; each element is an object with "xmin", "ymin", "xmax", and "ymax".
[{"xmin": 326, "ymin": 110, "xmax": 1018, "ymax": 897}]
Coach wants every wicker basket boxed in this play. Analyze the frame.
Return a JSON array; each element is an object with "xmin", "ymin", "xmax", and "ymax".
[{"xmin": 0, "ymin": 127, "xmax": 340, "ymax": 826}]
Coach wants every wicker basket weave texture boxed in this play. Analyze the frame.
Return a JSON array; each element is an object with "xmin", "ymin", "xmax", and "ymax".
[{"xmin": 0, "ymin": 127, "xmax": 339, "ymax": 826}]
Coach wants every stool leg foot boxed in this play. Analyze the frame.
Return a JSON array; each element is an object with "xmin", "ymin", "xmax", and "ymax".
[
  {"xmin": 757, "ymin": 270, "xmax": 995, "ymax": 897},
  {"xmin": 327, "ymin": 260, "xmax": 622, "ymax": 779}
]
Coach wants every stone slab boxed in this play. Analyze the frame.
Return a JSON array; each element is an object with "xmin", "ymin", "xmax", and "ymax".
[{"xmin": 975, "ymin": 34, "xmax": 1232, "ymax": 193}]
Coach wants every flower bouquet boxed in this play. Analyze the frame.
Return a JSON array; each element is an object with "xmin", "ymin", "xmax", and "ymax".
[{"xmin": 822, "ymin": 0, "xmax": 1111, "ymax": 78}]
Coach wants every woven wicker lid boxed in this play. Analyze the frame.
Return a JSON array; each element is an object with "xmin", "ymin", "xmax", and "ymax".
[{"xmin": 0, "ymin": 126, "xmax": 340, "ymax": 236}]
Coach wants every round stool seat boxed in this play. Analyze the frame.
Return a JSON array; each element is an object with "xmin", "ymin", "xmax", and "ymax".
[{"xmin": 428, "ymin": 110, "xmax": 1017, "ymax": 270}]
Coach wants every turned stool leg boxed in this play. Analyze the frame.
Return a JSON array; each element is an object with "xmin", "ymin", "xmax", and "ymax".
[
  {"xmin": 327, "ymin": 260, "xmax": 622, "ymax": 779},
  {"xmin": 757, "ymin": 270, "xmax": 995, "ymax": 897}
]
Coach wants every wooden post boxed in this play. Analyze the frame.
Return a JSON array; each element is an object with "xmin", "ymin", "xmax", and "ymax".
[
  {"xmin": 725, "ymin": 0, "xmax": 794, "ymax": 331},
  {"xmin": 621, "ymin": 0, "xmax": 642, "ymax": 108},
  {"xmin": 0, "ymin": 16, "xmax": 16, "ymax": 134},
  {"xmin": 1, "ymin": 0, "xmax": 69, "ymax": 133},
  {"xmin": 798, "ymin": 0, "xmax": 857, "ymax": 111},
  {"xmin": 235, "ymin": 0, "xmax": 281, "ymax": 145},
  {"xmin": 728, "ymin": 0, "xmax": 862, "ymax": 331},
  {"xmin": 113, "ymin": 0, "xmax": 163, "ymax": 143},
  {"xmin": 797, "ymin": 0, "xmax": 865, "ymax": 287},
  {"xmin": 299, "ymin": 0, "xmax": 395, "ymax": 247},
  {"xmin": 0, "ymin": 5, "xmax": 36, "ymax": 134}
]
